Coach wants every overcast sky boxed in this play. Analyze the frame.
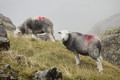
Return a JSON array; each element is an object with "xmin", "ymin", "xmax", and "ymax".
[{"xmin": 0, "ymin": 0, "xmax": 120, "ymax": 39}]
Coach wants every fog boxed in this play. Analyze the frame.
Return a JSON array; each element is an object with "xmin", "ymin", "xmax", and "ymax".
[{"xmin": 0, "ymin": 0, "xmax": 120, "ymax": 39}]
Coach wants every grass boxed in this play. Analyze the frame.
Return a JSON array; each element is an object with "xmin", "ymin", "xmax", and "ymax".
[
  {"xmin": 0, "ymin": 35, "xmax": 120, "ymax": 80},
  {"xmin": 102, "ymin": 26, "xmax": 120, "ymax": 37}
]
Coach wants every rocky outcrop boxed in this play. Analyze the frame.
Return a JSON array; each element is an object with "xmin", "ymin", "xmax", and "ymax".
[
  {"xmin": 0, "ymin": 37, "xmax": 10, "ymax": 51},
  {"xmin": 35, "ymin": 67, "xmax": 62, "ymax": 80},
  {"xmin": 0, "ymin": 24, "xmax": 10, "ymax": 51},
  {"xmin": 101, "ymin": 26, "xmax": 120, "ymax": 67},
  {"xmin": 0, "ymin": 69, "xmax": 15, "ymax": 80},
  {"xmin": 0, "ymin": 14, "xmax": 16, "ymax": 31}
]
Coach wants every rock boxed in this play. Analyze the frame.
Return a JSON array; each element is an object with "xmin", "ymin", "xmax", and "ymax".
[
  {"xmin": 0, "ymin": 73, "xmax": 15, "ymax": 80},
  {"xmin": 0, "ymin": 24, "xmax": 7, "ymax": 38},
  {"xmin": 13, "ymin": 55, "xmax": 28, "ymax": 66},
  {"xmin": 0, "ymin": 24, "xmax": 10, "ymax": 51},
  {"xmin": 35, "ymin": 67, "xmax": 62, "ymax": 80},
  {"xmin": 10, "ymin": 76, "xmax": 15, "ymax": 80},
  {"xmin": 0, "ymin": 14, "xmax": 16, "ymax": 31},
  {"xmin": 0, "ymin": 69, "xmax": 4, "ymax": 74},
  {"xmin": 4, "ymin": 64, "xmax": 11, "ymax": 69},
  {"xmin": 13, "ymin": 55, "xmax": 35, "ymax": 67},
  {"xmin": 0, "ymin": 37, "xmax": 10, "ymax": 51},
  {"xmin": 0, "ymin": 74, "xmax": 11, "ymax": 80},
  {"xmin": 37, "ymin": 33, "xmax": 49, "ymax": 41},
  {"xmin": 101, "ymin": 33, "xmax": 120, "ymax": 67},
  {"xmin": 77, "ymin": 78, "xmax": 86, "ymax": 80}
]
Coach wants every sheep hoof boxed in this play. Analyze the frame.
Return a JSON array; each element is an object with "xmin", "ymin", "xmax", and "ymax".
[
  {"xmin": 76, "ymin": 62, "xmax": 80, "ymax": 65},
  {"xmin": 99, "ymin": 69, "xmax": 103, "ymax": 72}
]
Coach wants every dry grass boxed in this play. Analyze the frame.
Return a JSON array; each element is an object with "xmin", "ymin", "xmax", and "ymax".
[{"xmin": 0, "ymin": 35, "xmax": 120, "ymax": 80}]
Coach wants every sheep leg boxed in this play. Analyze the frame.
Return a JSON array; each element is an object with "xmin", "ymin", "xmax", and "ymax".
[
  {"xmin": 88, "ymin": 47, "xmax": 103, "ymax": 72},
  {"xmin": 95, "ymin": 58, "xmax": 103, "ymax": 72},
  {"xmin": 74, "ymin": 53, "xmax": 80, "ymax": 65},
  {"xmin": 47, "ymin": 33, "xmax": 55, "ymax": 42},
  {"xmin": 31, "ymin": 34, "xmax": 37, "ymax": 39}
]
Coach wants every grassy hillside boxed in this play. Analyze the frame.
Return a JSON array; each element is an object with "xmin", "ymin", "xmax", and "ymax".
[{"xmin": 0, "ymin": 35, "xmax": 120, "ymax": 80}]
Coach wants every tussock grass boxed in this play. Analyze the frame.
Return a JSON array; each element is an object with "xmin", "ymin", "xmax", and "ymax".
[
  {"xmin": 0, "ymin": 35, "xmax": 120, "ymax": 80},
  {"xmin": 102, "ymin": 26, "xmax": 120, "ymax": 37}
]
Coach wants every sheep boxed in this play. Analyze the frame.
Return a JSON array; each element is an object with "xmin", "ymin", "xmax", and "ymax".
[
  {"xmin": 58, "ymin": 30, "xmax": 103, "ymax": 72},
  {"xmin": 14, "ymin": 17, "xmax": 55, "ymax": 42}
]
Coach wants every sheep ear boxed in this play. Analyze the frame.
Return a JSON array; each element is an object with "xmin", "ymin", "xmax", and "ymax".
[{"xmin": 58, "ymin": 32, "xmax": 61, "ymax": 34}]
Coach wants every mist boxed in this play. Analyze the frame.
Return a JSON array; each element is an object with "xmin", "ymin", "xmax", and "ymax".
[{"xmin": 0, "ymin": 0, "xmax": 120, "ymax": 39}]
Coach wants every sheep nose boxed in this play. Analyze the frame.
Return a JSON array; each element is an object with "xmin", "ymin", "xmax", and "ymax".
[{"xmin": 58, "ymin": 32, "xmax": 61, "ymax": 34}]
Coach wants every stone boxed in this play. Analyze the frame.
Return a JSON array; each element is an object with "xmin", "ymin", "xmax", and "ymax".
[
  {"xmin": 0, "ymin": 74, "xmax": 10, "ymax": 80},
  {"xmin": 0, "ymin": 73, "xmax": 15, "ymax": 80},
  {"xmin": 4, "ymin": 64, "xmax": 11, "ymax": 69},
  {"xmin": 0, "ymin": 14, "xmax": 16, "ymax": 31},
  {"xmin": 35, "ymin": 67, "xmax": 62, "ymax": 80},
  {"xmin": 0, "ymin": 24, "xmax": 10, "ymax": 51},
  {"xmin": 77, "ymin": 78, "xmax": 86, "ymax": 80},
  {"xmin": 13, "ymin": 55, "xmax": 27, "ymax": 66},
  {"xmin": 101, "ymin": 33, "xmax": 120, "ymax": 67}
]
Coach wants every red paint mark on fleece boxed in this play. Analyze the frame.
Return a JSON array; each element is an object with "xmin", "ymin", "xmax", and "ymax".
[
  {"xmin": 38, "ymin": 17, "xmax": 41, "ymax": 20},
  {"xmin": 42, "ymin": 17, "xmax": 45, "ymax": 19},
  {"xmin": 84, "ymin": 35, "xmax": 93, "ymax": 41},
  {"xmin": 38, "ymin": 17, "xmax": 45, "ymax": 20}
]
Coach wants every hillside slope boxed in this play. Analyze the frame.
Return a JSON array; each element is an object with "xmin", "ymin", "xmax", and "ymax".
[
  {"xmin": 0, "ymin": 35, "xmax": 120, "ymax": 80},
  {"xmin": 89, "ymin": 13, "xmax": 120, "ymax": 36}
]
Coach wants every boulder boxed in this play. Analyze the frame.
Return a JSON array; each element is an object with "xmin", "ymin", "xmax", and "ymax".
[
  {"xmin": 0, "ymin": 14, "xmax": 16, "ymax": 31},
  {"xmin": 0, "ymin": 24, "xmax": 10, "ymax": 51},
  {"xmin": 0, "ymin": 74, "xmax": 11, "ymax": 80},
  {"xmin": 101, "ymin": 33, "xmax": 120, "ymax": 67},
  {"xmin": 35, "ymin": 67, "xmax": 62, "ymax": 80},
  {"xmin": 0, "ymin": 23, "xmax": 7, "ymax": 38},
  {"xmin": 0, "ymin": 69, "xmax": 15, "ymax": 80}
]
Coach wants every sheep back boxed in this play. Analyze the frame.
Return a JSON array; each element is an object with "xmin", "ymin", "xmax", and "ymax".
[{"xmin": 63, "ymin": 32, "xmax": 101, "ymax": 56}]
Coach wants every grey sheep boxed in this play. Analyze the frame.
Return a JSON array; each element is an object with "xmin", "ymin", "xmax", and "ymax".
[
  {"xmin": 58, "ymin": 30, "xmax": 103, "ymax": 72},
  {"xmin": 14, "ymin": 17, "xmax": 55, "ymax": 42}
]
